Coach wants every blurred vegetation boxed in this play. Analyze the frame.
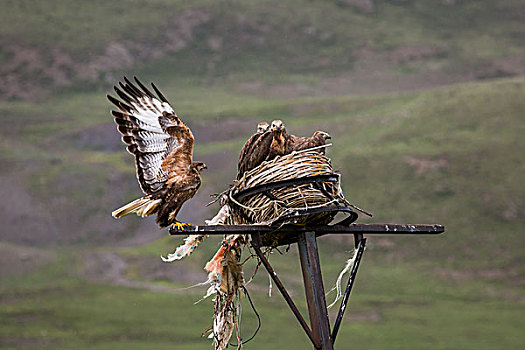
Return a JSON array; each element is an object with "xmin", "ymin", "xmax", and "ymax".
[
  {"xmin": 0, "ymin": 0, "xmax": 524, "ymax": 349},
  {"xmin": 1, "ymin": 0, "xmax": 524, "ymax": 95}
]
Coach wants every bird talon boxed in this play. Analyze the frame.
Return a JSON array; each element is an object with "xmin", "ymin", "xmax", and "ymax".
[{"xmin": 172, "ymin": 221, "xmax": 191, "ymax": 231}]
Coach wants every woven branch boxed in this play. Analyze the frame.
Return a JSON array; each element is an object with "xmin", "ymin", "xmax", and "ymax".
[{"xmin": 226, "ymin": 150, "xmax": 349, "ymax": 226}]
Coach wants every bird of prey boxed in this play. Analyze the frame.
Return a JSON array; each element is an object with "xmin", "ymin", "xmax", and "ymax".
[
  {"xmin": 108, "ymin": 77, "xmax": 206, "ymax": 229},
  {"xmin": 257, "ymin": 121, "xmax": 270, "ymax": 133},
  {"xmin": 267, "ymin": 119, "xmax": 288, "ymax": 160},
  {"xmin": 269, "ymin": 119, "xmax": 331, "ymax": 156},
  {"xmin": 237, "ymin": 121, "xmax": 269, "ymax": 178},
  {"xmin": 236, "ymin": 119, "xmax": 331, "ymax": 178},
  {"xmin": 285, "ymin": 130, "xmax": 331, "ymax": 154},
  {"xmin": 236, "ymin": 120, "xmax": 289, "ymax": 179}
]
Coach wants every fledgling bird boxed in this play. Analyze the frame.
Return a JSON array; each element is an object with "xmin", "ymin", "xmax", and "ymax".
[
  {"xmin": 236, "ymin": 119, "xmax": 288, "ymax": 179},
  {"xmin": 108, "ymin": 77, "xmax": 206, "ymax": 230},
  {"xmin": 237, "ymin": 121, "xmax": 269, "ymax": 178},
  {"xmin": 285, "ymin": 130, "xmax": 331, "ymax": 154},
  {"xmin": 266, "ymin": 119, "xmax": 288, "ymax": 160},
  {"xmin": 236, "ymin": 119, "xmax": 331, "ymax": 179},
  {"xmin": 256, "ymin": 121, "xmax": 270, "ymax": 133},
  {"xmin": 236, "ymin": 121, "xmax": 279, "ymax": 179}
]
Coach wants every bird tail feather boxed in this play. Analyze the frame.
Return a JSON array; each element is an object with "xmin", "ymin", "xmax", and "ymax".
[{"xmin": 112, "ymin": 196, "xmax": 161, "ymax": 218}]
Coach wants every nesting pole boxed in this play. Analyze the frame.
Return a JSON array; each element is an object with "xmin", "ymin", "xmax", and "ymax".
[
  {"xmin": 171, "ymin": 223, "xmax": 444, "ymax": 349},
  {"xmin": 298, "ymin": 231, "xmax": 333, "ymax": 350}
]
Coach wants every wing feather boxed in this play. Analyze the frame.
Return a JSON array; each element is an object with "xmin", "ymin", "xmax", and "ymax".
[
  {"xmin": 108, "ymin": 77, "xmax": 194, "ymax": 195},
  {"xmin": 124, "ymin": 76, "xmax": 144, "ymax": 97},
  {"xmin": 107, "ymin": 94, "xmax": 132, "ymax": 113},
  {"xmin": 237, "ymin": 131, "xmax": 273, "ymax": 178},
  {"xmin": 118, "ymin": 82, "xmax": 140, "ymax": 101},
  {"xmin": 237, "ymin": 132, "xmax": 262, "ymax": 179},
  {"xmin": 114, "ymin": 86, "xmax": 135, "ymax": 105},
  {"xmin": 151, "ymin": 82, "xmax": 169, "ymax": 103},
  {"xmin": 133, "ymin": 76, "xmax": 156, "ymax": 99}
]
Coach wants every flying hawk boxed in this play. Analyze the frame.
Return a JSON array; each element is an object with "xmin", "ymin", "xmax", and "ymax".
[{"xmin": 108, "ymin": 77, "xmax": 206, "ymax": 229}]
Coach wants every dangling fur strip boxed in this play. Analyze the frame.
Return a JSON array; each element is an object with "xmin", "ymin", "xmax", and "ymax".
[
  {"xmin": 201, "ymin": 235, "xmax": 245, "ymax": 350},
  {"xmin": 327, "ymin": 248, "xmax": 359, "ymax": 309},
  {"xmin": 205, "ymin": 242, "xmax": 228, "ymax": 274},
  {"xmin": 211, "ymin": 293, "xmax": 236, "ymax": 350},
  {"xmin": 205, "ymin": 204, "xmax": 231, "ymax": 225},
  {"xmin": 161, "ymin": 234, "xmax": 209, "ymax": 262}
]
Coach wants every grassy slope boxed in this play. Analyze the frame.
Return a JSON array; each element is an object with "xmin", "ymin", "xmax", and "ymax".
[
  {"xmin": 1, "ymin": 0, "xmax": 523, "ymax": 95},
  {"xmin": 1, "ymin": 77, "xmax": 524, "ymax": 349},
  {"xmin": 3, "ymin": 75, "xmax": 523, "ymax": 266},
  {"xmin": 1, "ymin": 0, "xmax": 524, "ymax": 348},
  {"xmin": 0, "ymin": 241, "xmax": 523, "ymax": 349}
]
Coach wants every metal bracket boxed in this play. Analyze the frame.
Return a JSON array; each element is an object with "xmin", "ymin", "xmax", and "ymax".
[
  {"xmin": 170, "ymin": 223, "xmax": 444, "ymax": 349},
  {"xmin": 331, "ymin": 234, "xmax": 366, "ymax": 344},
  {"xmin": 251, "ymin": 232, "xmax": 320, "ymax": 348}
]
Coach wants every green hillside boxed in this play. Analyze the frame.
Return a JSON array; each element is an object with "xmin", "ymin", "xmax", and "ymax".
[
  {"xmin": 1, "ymin": 1, "xmax": 524, "ymax": 349},
  {"xmin": 2, "ymin": 75, "xmax": 524, "ymax": 349},
  {"xmin": 1, "ymin": 0, "xmax": 524, "ymax": 98}
]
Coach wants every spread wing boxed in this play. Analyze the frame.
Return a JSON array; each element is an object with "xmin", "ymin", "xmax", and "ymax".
[{"xmin": 107, "ymin": 77, "xmax": 194, "ymax": 195}]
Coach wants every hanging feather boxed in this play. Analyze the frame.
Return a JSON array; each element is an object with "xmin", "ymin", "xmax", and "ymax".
[{"xmin": 194, "ymin": 272, "xmax": 221, "ymax": 305}]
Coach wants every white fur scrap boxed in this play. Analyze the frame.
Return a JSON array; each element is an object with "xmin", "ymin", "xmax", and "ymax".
[
  {"xmin": 161, "ymin": 234, "xmax": 208, "ymax": 262},
  {"xmin": 327, "ymin": 248, "xmax": 359, "ymax": 309}
]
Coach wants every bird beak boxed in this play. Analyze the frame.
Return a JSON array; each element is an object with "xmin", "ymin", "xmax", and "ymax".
[
  {"xmin": 202, "ymin": 164, "xmax": 207, "ymax": 170},
  {"xmin": 323, "ymin": 132, "xmax": 331, "ymax": 140}
]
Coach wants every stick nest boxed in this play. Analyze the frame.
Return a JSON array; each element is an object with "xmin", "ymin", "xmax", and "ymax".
[{"xmin": 225, "ymin": 150, "xmax": 349, "ymax": 226}]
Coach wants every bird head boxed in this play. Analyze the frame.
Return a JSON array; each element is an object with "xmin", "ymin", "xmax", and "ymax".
[
  {"xmin": 257, "ymin": 122, "xmax": 270, "ymax": 133},
  {"xmin": 314, "ymin": 131, "xmax": 331, "ymax": 140},
  {"xmin": 193, "ymin": 162, "xmax": 207, "ymax": 172},
  {"xmin": 270, "ymin": 119, "xmax": 285, "ymax": 132}
]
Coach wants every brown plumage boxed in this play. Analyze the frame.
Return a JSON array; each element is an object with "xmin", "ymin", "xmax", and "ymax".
[
  {"xmin": 285, "ymin": 130, "xmax": 331, "ymax": 154},
  {"xmin": 236, "ymin": 119, "xmax": 330, "ymax": 178},
  {"xmin": 267, "ymin": 119, "xmax": 288, "ymax": 160},
  {"xmin": 108, "ymin": 77, "xmax": 206, "ymax": 228},
  {"xmin": 236, "ymin": 120, "xmax": 291, "ymax": 179},
  {"xmin": 237, "ymin": 122, "xmax": 269, "ymax": 179}
]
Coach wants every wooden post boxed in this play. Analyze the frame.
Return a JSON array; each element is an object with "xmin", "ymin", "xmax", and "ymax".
[{"xmin": 298, "ymin": 232, "xmax": 333, "ymax": 350}]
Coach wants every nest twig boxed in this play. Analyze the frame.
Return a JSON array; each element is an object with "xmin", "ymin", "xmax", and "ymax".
[{"xmin": 226, "ymin": 150, "xmax": 349, "ymax": 226}]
